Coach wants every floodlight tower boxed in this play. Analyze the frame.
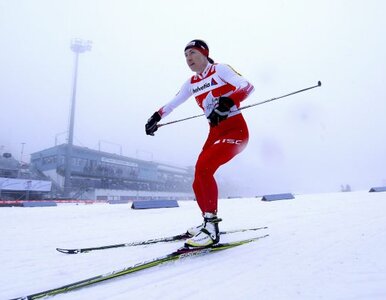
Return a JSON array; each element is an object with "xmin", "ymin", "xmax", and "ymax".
[{"xmin": 63, "ymin": 39, "xmax": 92, "ymax": 197}]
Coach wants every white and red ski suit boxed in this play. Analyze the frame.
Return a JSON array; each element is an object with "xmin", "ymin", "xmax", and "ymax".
[{"xmin": 158, "ymin": 62, "xmax": 254, "ymax": 214}]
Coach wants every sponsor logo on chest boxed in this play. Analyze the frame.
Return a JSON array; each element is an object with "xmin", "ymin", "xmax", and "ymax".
[
  {"xmin": 193, "ymin": 82, "xmax": 210, "ymax": 93},
  {"xmin": 192, "ymin": 77, "xmax": 219, "ymax": 94}
]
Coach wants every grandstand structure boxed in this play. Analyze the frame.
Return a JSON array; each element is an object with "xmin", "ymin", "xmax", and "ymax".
[
  {"xmin": 29, "ymin": 144, "xmax": 194, "ymax": 201},
  {"xmin": 0, "ymin": 153, "xmax": 52, "ymax": 200}
]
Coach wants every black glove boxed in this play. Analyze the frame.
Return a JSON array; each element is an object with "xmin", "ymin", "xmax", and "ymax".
[
  {"xmin": 145, "ymin": 112, "xmax": 161, "ymax": 136},
  {"xmin": 207, "ymin": 97, "xmax": 234, "ymax": 127}
]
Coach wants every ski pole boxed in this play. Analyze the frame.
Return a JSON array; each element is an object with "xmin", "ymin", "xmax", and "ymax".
[{"xmin": 157, "ymin": 81, "xmax": 322, "ymax": 128}]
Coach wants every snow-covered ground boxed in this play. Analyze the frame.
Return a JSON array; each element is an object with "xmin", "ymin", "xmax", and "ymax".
[{"xmin": 1, "ymin": 190, "xmax": 386, "ymax": 300}]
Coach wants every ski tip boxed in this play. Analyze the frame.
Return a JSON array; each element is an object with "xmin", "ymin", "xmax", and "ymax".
[{"xmin": 56, "ymin": 248, "xmax": 79, "ymax": 254}]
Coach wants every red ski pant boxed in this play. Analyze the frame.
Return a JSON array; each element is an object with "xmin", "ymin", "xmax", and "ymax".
[{"xmin": 192, "ymin": 114, "xmax": 249, "ymax": 214}]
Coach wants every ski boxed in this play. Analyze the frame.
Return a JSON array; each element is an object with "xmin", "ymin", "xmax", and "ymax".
[
  {"xmin": 56, "ymin": 226, "xmax": 268, "ymax": 254},
  {"xmin": 12, "ymin": 234, "xmax": 269, "ymax": 300}
]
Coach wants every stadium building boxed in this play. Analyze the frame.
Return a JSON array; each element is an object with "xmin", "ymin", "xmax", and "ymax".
[{"xmin": 30, "ymin": 144, "xmax": 194, "ymax": 202}]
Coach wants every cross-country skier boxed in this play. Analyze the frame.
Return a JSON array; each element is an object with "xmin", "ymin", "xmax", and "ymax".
[{"xmin": 145, "ymin": 39, "xmax": 254, "ymax": 248}]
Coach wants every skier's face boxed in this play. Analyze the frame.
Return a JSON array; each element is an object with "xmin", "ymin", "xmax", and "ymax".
[{"xmin": 185, "ymin": 48, "xmax": 208, "ymax": 73}]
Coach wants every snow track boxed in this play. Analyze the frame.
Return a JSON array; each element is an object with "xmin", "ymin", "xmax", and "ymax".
[{"xmin": 1, "ymin": 191, "xmax": 386, "ymax": 299}]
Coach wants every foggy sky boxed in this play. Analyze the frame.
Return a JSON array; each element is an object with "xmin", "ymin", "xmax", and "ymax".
[{"xmin": 1, "ymin": 0, "xmax": 385, "ymax": 196}]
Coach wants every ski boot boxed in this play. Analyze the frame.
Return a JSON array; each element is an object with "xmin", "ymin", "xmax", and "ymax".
[{"xmin": 185, "ymin": 213, "xmax": 222, "ymax": 248}]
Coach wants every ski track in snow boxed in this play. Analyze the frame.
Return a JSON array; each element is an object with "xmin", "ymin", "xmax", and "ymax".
[{"xmin": 1, "ymin": 191, "xmax": 386, "ymax": 300}]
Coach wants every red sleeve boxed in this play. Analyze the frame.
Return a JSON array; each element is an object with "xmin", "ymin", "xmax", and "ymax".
[
  {"xmin": 216, "ymin": 64, "xmax": 254, "ymax": 107},
  {"xmin": 230, "ymin": 82, "xmax": 254, "ymax": 106}
]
